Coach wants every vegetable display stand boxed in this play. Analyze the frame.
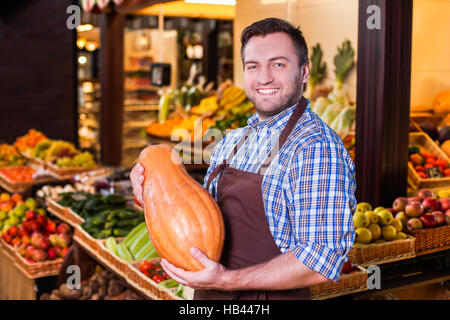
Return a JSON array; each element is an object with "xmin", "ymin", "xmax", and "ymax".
[
  {"xmin": 408, "ymin": 132, "xmax": 450, "ymax": 189},
  {"xmin": 19, "ymin": 151, "xmax": 46, "ymax": 170},
  {"xmin": 73, "ymin": 233, "xmax": 182, "ymax": 300},
  {"xmin": 0, "ymin": 246, "xmax": 36, "ymax": 299},
  {"xmin": 347, "ymin": 237, "xmax": 416, "ymax": 267},
  {"xmin": 410, "ymin": 225, "xmax": 450, "ymax": 256},
  {"xmin": 46, "ymin": 197, "xmax": 84, "ymax": 226},
  {"xmin": 96, "ymin": 239, "xmax": 132, "ymax": 275},
  {"xmin": 73, "ymin": 224, "xmax": 103, "ymax": 252},
  {"xmin": 310, "ymin": 266, "xmax": 368, "ymax": 300}
]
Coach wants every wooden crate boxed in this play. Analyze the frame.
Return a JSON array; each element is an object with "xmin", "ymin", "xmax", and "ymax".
[
  {"xmin": 310, "ymin": 265, "xmax": 368, "ymax": 300},
  {"xmin": 46, "ymin": 162, "xmax": 101, "ymax": 180},
  {"xmin": 408, "ymin": 132, "xmax": 450, "ymax": 189},
  {"xmin": 0, "ymin": 171, "xmax": 55, "ymax": 194},
  {"xmin": 410, "ymin": 225, "xmax": 450, "ymax": 256},
  {"xmin": 347, "ymin": 236, "xmax": 416, "ymax": 266}
]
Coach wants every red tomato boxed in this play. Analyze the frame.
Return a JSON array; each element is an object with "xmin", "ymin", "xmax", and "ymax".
[
  {"xmin": 152, "ymin": 275, "xmax": 165, "ymax": 283},
  {"xmin": 415, "ymin": 165, "xmax": 425, "ymax": 172},
  {"xmin": 418, "ymin": 171, "xmax": 428, "ymax": 179}
]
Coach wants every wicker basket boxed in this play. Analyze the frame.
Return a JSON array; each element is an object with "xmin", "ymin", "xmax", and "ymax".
[
  {"xmin": 347, "ymin": 236, "xmax": 416, "ymax": 266},
  {"xmin": 410, "ymin": 225, "xmax": 450, "ymax": 256},
  {"xmin": 46, "ymin": 197, "xmax": 84, "ymax": 226},
  {"xmin": 73, "ymin": 225, "xmax": 103, "ymax": 252},
  {"xmin": 130, "ymin": 260, "xmax": 183, "ymax": 300},
  {"xmin": 0, "ymin": 171, "xmax": 55, "ymax": 193},
  {"xmin": 0, "ymin": 238, "xmax": 63, "ymax": 279},
  {"xmin": 408, "ymin": 132, "xmax": 450, "ymax": 189},
  {"xmin": 46, "ymin": 162, "xmax": 100, "ymax": 180},
  {"xmin": 19, "ymin": 150, "xmax": 47, "ymax": 171},
  {"xmin": 310, "ymin": 265, "xmax": 368, "ymax": 300}
]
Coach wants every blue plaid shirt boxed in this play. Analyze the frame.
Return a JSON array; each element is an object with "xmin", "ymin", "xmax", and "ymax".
[{"xmin": 203, "ymin": 100, "xmax": 356, "ymax": 282}]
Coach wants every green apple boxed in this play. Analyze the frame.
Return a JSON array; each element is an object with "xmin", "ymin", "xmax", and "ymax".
[
  {"xmin": 355, "ymin": 227, "xmax": 372, "ymax": 244},
  {"xmin": 365, "ymin": 211, "xmax": 379, "ymax": 224},
  {"xmin": 377, "ymin": 209, "xmax": 393, "ymax": 226},
  {"xmin": 353, "ymin": 212, "xmax": 370, "ymax": 228},
  {"xmin": 357, "ymin": 202, "xmax": 372, "ymax": 212},
  {"xmin": 368, "ymin": 223, "xmax": 381, "ymax": 241},
  {"xmin": 374, "ymin": 206, "xmax": 385, "ymax": 214},
  {"xmin": 390, "ymin": 218, "xmax": 403, "ymax": 232},
  {"xmin": 396, "ymin": 232, "xmax": 408, "ymax": 240},
  {"xmin": 382, "ymin": 225, "xmax": 397, "ymax": 241}
]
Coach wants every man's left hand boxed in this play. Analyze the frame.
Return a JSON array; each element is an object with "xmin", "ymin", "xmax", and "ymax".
[{"xmin": 160, "ymin": 247, "xmax": 230, "ymax": 290}]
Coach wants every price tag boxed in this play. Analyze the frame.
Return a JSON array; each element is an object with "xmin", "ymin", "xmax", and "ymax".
[{"xmin": 426, "ymin": 167, "xmax": 443, "ymax": 178}]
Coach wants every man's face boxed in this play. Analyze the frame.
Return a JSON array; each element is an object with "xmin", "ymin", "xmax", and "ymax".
[{"xmin": 243, "ymin": 32, "xmax": 309, "ymax": 120}]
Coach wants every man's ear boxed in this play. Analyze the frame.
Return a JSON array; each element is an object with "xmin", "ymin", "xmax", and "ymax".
[{"xmin": 302, "ymin": 61, "xmax": 311, "ymax": 84}]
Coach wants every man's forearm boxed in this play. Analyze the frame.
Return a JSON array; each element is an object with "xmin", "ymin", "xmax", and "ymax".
[{"xmin": 221, "ymin": 251, "xmax": 329, "ymax": 291}]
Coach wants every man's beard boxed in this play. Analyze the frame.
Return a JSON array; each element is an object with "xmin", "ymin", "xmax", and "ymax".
[{"xmin": 249, "ymin": 74, "xmax": 304, "ymax": 119}]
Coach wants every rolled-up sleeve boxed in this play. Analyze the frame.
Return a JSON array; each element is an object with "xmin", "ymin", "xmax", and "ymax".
[{"xmin": 284, "ymin": 140, "xmax": 356, "ymax": 282}]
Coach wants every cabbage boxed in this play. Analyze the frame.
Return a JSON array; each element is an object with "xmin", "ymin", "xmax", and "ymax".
[
  {"xmin": 320, "ymin": 102, "xmax": 342, "ymax": 126},
  {"xmin": 330, "ymin": 105, "xmax": 356, "ymax": 136},
  {"xmin": 327, "ymin": 86, "xmax": 349, "ymax": 107}
]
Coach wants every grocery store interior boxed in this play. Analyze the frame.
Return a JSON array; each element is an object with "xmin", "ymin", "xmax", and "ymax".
[{"xmin": 0, "ymin": 0, "xmax": 449, "ymax": 300}]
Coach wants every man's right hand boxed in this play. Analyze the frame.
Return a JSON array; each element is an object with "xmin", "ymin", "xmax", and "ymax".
[{"xmin": 130, "ymin": 163, "xmax": 145, "ymax": 208}]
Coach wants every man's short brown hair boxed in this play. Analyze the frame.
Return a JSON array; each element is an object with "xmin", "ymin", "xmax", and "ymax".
[{"xmin": 241, "ymin": 17, "xmax": 309, "ymax": 69}]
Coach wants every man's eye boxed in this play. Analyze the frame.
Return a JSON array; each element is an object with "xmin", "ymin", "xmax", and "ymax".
[
  {"xmin": 274, "ymin": 62, "xmax": 284, "ymax": 67},
  {"xmin": 247, "ymin": 65, "xmax": 257, "ymax": 70}
]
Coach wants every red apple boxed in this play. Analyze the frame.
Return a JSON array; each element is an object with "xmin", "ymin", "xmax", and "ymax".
[
  {"xmin": 2, "ymin": 232, "xmax": 12, "ymax": 244},
  {"xmin": 405, "ymin": 201, "xmax": 423, "ymax": 218},
  {"xmin": 431, "ymin": 211, "xmax": 446, "ymax": 226},
  {"xmin": 393, "ymin": 197, "xmax": 408, "ymax": 213},
  {"xmin": 18, "ymin": 225, "xmax": 29, "ymax": 237},
  {"xmin": 18, "ymin": 243, "xmax": 28, "ymax": 256},
  {"xmin": 417, "ymin": 189, "xmax": 434, "ymax": 200},
  {"xmin": 57, "ymin": 234, "xmax": 71, "ymax": 248},
  {"xmin": 56, "ymin": 223, "xmax": 71, "ymax": 235},
  {"xmin": 29, "ymin": 220, "xmax": 41, "ymax": 232},
  {"xmin": 31, "ymin": 249, "xmax": 47, "ymax": 262},
  {"xmin": 439, "ymin": 198, "xmax": 450, "ymax": 212},
  {"xmin": 30, "ymin": 232, "xmax": 43, "ymax": 248},
  {"xmin": 408, "ymin": 197, "xmax": 421, "ymax": 204},
  {"xmin": 25, "ymin": 245, "xmax": 36, "ymax": 259},
  {"xmin": 45, "ymin": 220, "xmax": 56, "ymax": 233},
  {"xmin": 38, "ymin": 237, "xmax": 50, "ymax": 251},
  {"xmin": 420, "ymin": 212, "xmax": 437, "ymax": 228},
  {"xmin": 25, "ymin": 210, "xmax": 36, "ymax": 220},
  {"xmin": 386, "ymin": 208, "xmax": 395, "ymax": 215},
  {"xmin": 47, "ymin": 248, "xmax": 58, "ymax": 260},
  {"xmin": 11, "ymin": 237, "xmax": 21, "ymax": 247},
  {"xmin": 8, "ymin": 225, "xmax": 19, "ymax": 237},
  {"xmin": 446, "ymin": 209, "xmax": 450, "ymax": 225},
  {"xmin": 407, "ymin": 218, "xmax": 423, "ymax": 232},
  {"xmin": 21, "ymin": 235, "xmax": 31, "ymax": 244},
  {"xmin": 36, "ymin": 215, "xmax": 47, "ymax": 228},
  {"xmin": 422, "ymin": 197, "xmax": 441, "ymax": 212},
  {"xmin": 53, "ymin": 245, "xmax": 62, "ymax": 257}
]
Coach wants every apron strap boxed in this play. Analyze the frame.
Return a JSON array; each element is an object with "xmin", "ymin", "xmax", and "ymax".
[
  {"xmin": 205, "ymin": 96, "xmax": 308, "ymax": 189},
  {"xmin": 258, "ymin": 96, "xmax": 308, "ymax": 174}
]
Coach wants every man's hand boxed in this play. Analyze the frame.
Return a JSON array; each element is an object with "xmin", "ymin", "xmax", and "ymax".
[
  {"xmin": 160, "ymin": 247, "xmax": 230, "ymax": 291},
  {"xmin": 130, "ymin": 163, "xmax": 145, "ymax": 207}
]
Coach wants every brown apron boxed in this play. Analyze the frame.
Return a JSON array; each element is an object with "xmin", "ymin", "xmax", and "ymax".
[{"xmin": 194, "ymin": 97, "xmax": 310, "ymax": 300}]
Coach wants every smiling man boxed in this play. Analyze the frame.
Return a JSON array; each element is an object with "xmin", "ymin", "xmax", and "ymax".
[{"xmin": 131, "ymin": 17, "xmax": 356, "ymax": 300}]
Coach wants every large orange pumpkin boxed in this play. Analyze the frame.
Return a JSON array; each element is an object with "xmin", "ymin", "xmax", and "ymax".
[{"xmin": 138, "ymin": 144, "xmax": 225, "ymax": 271}]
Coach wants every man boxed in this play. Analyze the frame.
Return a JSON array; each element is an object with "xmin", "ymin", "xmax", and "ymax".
[{"xmin": 131, "ymin": 17, "xmax": 356, "ymax": 300}]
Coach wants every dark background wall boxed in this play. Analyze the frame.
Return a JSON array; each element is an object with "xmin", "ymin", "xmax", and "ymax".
[{"xmin": 0, "ymin": 0, "xmax": 77, "ymax": 145}]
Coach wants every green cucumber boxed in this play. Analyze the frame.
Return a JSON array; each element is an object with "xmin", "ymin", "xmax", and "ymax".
[
  {"xmin": 105, "ymin": 237, "xmax": 119, "ymax": 256},
  {"xmin": 112, "ymin": 228, "xmax": 130, "ymax": 237},
  {"xmin": 139, "ymin": 248, "xmax": 159, "ymax": 260},
  {"xmin": 117, "ymin": 242, "xmax": 134, "ymax": 261},
  {"xmin": 134, "ymin": 240, "xmax": 155, "ymax": 260},
  {"xmin": 123, "ymin": 222, "xmax": 146, "ymax": 247},
  {"xmin": 129, "ymin": 229, "xmax": 151, "ymax": 257},
  {"xmin": 159, "ymin": 279, "xmax": 179, "ymax": 289}
]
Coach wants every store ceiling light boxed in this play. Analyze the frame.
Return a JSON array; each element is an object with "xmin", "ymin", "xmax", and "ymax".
[
  {"xmin": 85, "ymin": 41, "xmax": 98, "ymax": 52},
  {"xmin": 77, "ymin": 38, "xmax": 87, "ymax": 50},
  {"xmin": 77, "ymin": 24, "xmax": 94, "ymax": 32},
  {"xmin": 78, "ymin": 56, "xmax": 88, "ymax": 65},
  {"xmin": 185, "ymin": 0, "xmax": 236, "ymax": 5}
]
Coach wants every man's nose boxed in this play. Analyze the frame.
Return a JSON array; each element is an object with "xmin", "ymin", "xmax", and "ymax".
[{"xmin": 257, "ymin": 66, "xmax": 274, "ymax": 84}]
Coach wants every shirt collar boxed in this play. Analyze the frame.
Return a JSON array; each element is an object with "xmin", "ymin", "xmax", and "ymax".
[{"xmin": 247, "ymin": 98, "xmax": 310, "ymax": 131}]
